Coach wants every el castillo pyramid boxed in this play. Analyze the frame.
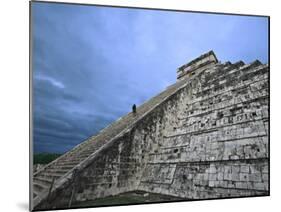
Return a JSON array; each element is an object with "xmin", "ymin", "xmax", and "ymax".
[{"xmin": 32, "ymin": 51, "xmax": 269, "ymax": 210}]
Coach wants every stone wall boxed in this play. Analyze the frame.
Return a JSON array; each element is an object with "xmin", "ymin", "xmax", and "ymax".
[{"xmin": 137, "ymin": 61, "xmax": 269, "ymax": 198}]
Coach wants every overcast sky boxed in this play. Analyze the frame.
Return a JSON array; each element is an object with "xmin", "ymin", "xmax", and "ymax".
[{"xmin": 32, "ymin": 2, "xmax": 268, "ymax": 153}]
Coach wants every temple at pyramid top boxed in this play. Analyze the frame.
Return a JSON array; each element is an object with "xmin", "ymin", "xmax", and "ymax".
[{"xmin": 177, "ymin": 50, "xmax": 218, "ymax": 80}]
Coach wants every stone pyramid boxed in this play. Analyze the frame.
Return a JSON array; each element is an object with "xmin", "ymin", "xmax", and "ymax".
[{"xmin": 32, "ymin": 51, "xmax": 269, "ymax": 210}]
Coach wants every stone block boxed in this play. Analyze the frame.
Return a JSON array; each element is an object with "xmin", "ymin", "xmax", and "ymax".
[
  {"xmin": 231, "ymin": 165, "xmax": 240, "ymax": 174},
  {"xmin": 214, "ymin": 180, "xmax": 221, "ymax": 187},
  {"xmin": 209, "ymin": 181, "xmax": 215, "ymax": 187},
  {"xmin": 209, "ymin": 164, "xmax": 217, "ymax": 173},
  {"xmin": 262, "ymin": 165, "xmax": 269, "ymax": 173},
  {"xmin": 240, "ymin": 173, "xmax": 249, "ymax": 181},
  {"xmin": 224, "ymin": 173, "xmax": 231, "ymax": 181},
  {"xmin": 224, "ymin": 165, "xmax": 232, "ymax": 174},
  {"xmin": 235, "ymin": 182, "xmax": 248, "ymax": 189},
  {"xmin": 187, "ymin": 173, "xmax": 193, "ymax": 180},
  {"xmin": 227, "ymin": 181, "xmax": 235, "ymax": 188},
  {"xmin": 230, "ymin": 173, "xmax": 240, "ymax": 181},
  {"xmin": 195, "ymin": 173, "xmax": 204, "ymax": 181},
  {"xmin": 218, "ymin": 172, "xmax": 224, "ymax": 181},
  {"xmin": 230, "ymin": 155, "xmax": 240, "ymax": 160},
  {"xmin": 203, "ymin": 173, "xmax": 209, "ymax": 181},
  {"xmin": 219, "ymin": 180, "xmax": 228, "ymax": 187},
  {"xmin": 249, "ymin": 173, "xmax": 262, "ymax": 182},
  {"xmin": 263, "ymin": 181, "xmax": 269, "ymax": 191},
  {"xmin": 209, "ymin": 173, "xmax": 217, "ymax": 181},
  {"xmin": 262, "ymin": 173, "xmax": 268, "ymax": 181},
  {"xmin": 249, "ymin": 165, "xmax": 260, "ymax": 174},
  {"xmin": 253, "ymin": 182, "xmax": 266, "ymax": 190},
  {"xmin": 240, "ymin": 165, "xmax": 250, "ymax": 173}
]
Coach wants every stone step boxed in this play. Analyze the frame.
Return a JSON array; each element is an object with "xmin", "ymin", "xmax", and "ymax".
[
  {"xmin": 50, "ymin": 164, "xmax": 77, "ymax": 171},
  {"xmin": 43, "ymin": 168, "xmax": 70, "ymax": 175},
  {"xmin": 83, "ymin": 147, "xmax": 101, "ymax": 155},
  {"xmin": 203, "ymin": 64, "xmax": 231, "ymax": 82},
  {"xmin": 209, "ymin": 61, "xmax": 245, "ymax": 82},
  {"xmin": 33, "ymin": 189, "xmax": 40, "ymax": 198},
  {"xmin": 33, "ymin": 181, "xmax": 51, "ymax": 200},
  {"xmin": 62, "ymin": 146, "xmax": 101, "ymax": 160},
  {"xmin": 196, "ymin": 64, "xmax": 267, "ymax": 98},
  {"xmin": 56, "ymin": 157, "xmax": 83, "ymax": 164},
  {"xmin": 241, "ymin": 60, "xmax": 262, "ymax": 71},
  {"xmin": 184, "ymin": 90, "xmax": 268, "ymax": 120},
  {"xmin": 52, "ymin": 164, "xmax": 78, "ymax": 170},
  {"xmin": 202, "ymin": 61, "xmax": 262, "ymax": 88},
  {"xmin": 239, "ymin": 64, "xmax": 268, "ymax": 82},
  {"xmin": 37, "ymin": 172, "xmax": 64, "ymax": 180},
  {"xmin": 33, "ymin": 182, "xmax": 49, "ymax": 193},
  {"xmin": 232, "ymin": 60, "xmax": 245, "ymax": 69},
  {"xmin": 195, "ymin": 72, "xmax": 268, "ymax": 106},
  {"xmin": 76, "ymin": 152, "xmax": 94, "ymax": 158},
  {"xmin": 34, "ymin": 176, "xmax": 53, "ymax": 186}
]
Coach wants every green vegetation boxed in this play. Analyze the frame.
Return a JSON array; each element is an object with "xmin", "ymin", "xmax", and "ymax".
[{"xmin": 33, "ymin": 153, "xmax": 62, "ymax": 164}]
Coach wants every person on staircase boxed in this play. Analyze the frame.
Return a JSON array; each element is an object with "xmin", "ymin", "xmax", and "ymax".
[{"xmin": 132, "ymin": 104, "xmax": 137, "ymax": 115}]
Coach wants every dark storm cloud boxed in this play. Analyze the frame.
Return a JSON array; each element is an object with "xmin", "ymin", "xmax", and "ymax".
[{"xmin": 32, "ymin": 2, "xmax": 268, "ymax": 153}]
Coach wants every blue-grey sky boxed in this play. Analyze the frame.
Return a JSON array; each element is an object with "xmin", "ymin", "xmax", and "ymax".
[{"xmin": 32, "ymin": 2, "xmax": 268, "ymax": 153}]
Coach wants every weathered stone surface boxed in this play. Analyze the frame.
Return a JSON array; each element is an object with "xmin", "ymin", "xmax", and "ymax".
[{"xmin": 32, "ymin": 51, "xmax": 269, "ymax": 210}]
